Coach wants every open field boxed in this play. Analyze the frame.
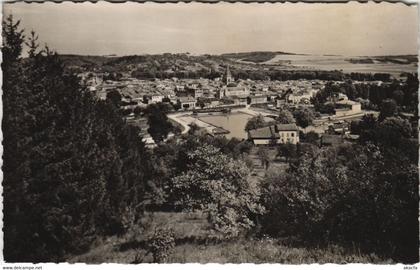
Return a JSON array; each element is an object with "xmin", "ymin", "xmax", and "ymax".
[{"xmin": 260, "ymin": 54, "xmax": 417, "ymax": 77}]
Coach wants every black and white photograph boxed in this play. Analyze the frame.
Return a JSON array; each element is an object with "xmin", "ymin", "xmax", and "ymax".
[{"xmin": 2, "ymin": 1, "xmax": 419, "ymax": 265}]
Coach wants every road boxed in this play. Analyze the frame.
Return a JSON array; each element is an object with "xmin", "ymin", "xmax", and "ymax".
[
  {"xmin": 167, "ymin": 112, "xmax": 192, "ymax": 134},
  {"xmin": 168, "ymin": 112, "xmax": 224, "ymax": 135}
]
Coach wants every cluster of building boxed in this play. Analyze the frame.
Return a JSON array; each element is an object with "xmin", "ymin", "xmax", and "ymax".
[
  {"xmin": 79, "ymin": 67, "xmax": 368, "ymax": 148},
  {"xmin": 247, "ymin": 118, "xmax": 359, "ymax": 147},
  {"xmin": 248, "ymin": 124, "xmax": 300, "ymax": 145},
  {"xmin": 79, "ymin": 67, "xmax": 330, "ymax": 113}
]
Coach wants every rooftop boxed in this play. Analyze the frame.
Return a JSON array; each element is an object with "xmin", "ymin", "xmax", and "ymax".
[
  {"xmin": 336, "ymin": 100, "xmax": 360, "ymax": 106},
  {"xmin": 248, "ymin": 126, "xmax": 279, "ymax": 139},
  {"xmin": 248, "ymin": 124, "xmax": 299, "ymax": 139},
  {"xmin": 275, "ymin": 123, "xmax": 299, "ymax": 131},
  {"xmin": 178, "ymin": 96, "xmax": 196, "ymax": 103}
]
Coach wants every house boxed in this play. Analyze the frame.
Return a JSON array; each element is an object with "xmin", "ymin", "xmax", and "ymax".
[
  {"xmin": 248, "ymin": 95, "xmax": 268, "ymax": 105},
  {"xmin": 196, "ymin": 97, "xmax": 220, "ymax": 109},
  {"xmin": 144, "ymin": 94, "xmax": 164, "ymax": 104},
  {"xmin": 231, "ymin": 96, "xmax": 248, "ymax": 106},
  {"xmin": 276, "ymin": 98, "xmax": 287, "ymax": 108},
  {"xmin": 178, "ymin": 96, "xmax": 196, "ymax": 110},
  {"xmin": 142, "ymin": 135, "xmax": 157, "ymax": 148},
  {"xmin": 337, "ymin": 93, "xmax": 348, "ymax": 101},
  {"xmin": 248, "ymin": 124, "xmax": 300, "ymax": 145},
  {"xmin": 327, "ymin": 121, "xmax": 349, "ymax": 135},
  {"xmin": 287, "ymin": 89, "xmax": 319, "ymax": 105},
  {"xmin": 187, "ymin": 87, "xmax": 204, "ymax": 98},
  {"xmin": 219, "ymin": 85, "xmax": 250, "ymax": 99},
  {"xmin": 334, "ymin": 100, "xmax": 362, "ymax": 117}
]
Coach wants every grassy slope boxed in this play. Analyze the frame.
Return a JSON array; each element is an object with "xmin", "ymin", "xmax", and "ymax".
[
  {"xmin": 221, "ymin": 52, "xmax": 278, "ymax": 63},
  {"xmin": 68, "ymin": 211, "xmax": 392, "ymax": 264},
  {"xmin": 68, "ymin": 147, "xmax": 393, "ymax": 264}
]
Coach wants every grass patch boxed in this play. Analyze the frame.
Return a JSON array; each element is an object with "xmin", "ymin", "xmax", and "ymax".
[
  {"xmin": 168, "ymin": 118, "xmax": 186, "ymax": 133},
  {"xmin": 168, "ymin": 239, "xmax": 392, "ymax": 264},
  {"xmin": 68, "ymin": 211, "xmax": 392, "ymax": 264}
]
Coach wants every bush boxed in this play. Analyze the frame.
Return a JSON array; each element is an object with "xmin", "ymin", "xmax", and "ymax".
[
  {"xmin": 3, "ymin": 18, "xmax": 151, "ymax": 262},
  {"xmin": 147, "ymin": 228, "xmax": 176, "ymax": 263},
  {"xmin": 171, "ymin": 144, "xmax": 265, "ymax": 239},
  {"xmin": 261, "ymin": 143, "xmax": 418, "ymax": 262}
]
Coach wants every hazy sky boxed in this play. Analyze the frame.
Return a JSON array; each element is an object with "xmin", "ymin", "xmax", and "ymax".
[{"xmin": 3, "ymin": 2, "xmax": 419, "ymax": 56}]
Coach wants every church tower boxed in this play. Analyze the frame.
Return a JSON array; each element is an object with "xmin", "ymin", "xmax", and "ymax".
[{"xmin": 224, "ymin": 65, "xmax": 234, "ymax": 85}]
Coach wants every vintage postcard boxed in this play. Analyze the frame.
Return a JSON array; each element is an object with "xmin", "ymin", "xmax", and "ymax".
[{"xmin": 1, "ymin": 0, "xmax": 418, "ymax": 266}]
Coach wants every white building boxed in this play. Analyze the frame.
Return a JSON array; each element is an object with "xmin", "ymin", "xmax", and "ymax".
[
  {"xmin": 248, "ymin": 124, "xmax": 300, "ymax": 145},
  {"xmin": 287, "ymin": 89, "xmax": 319, "ymax": 104},
  {"xmin": 178, "ymin": 96, "xmax": 196, "ymax": 110},
  {"xmin": 144, "ymin": 94, "xmax": 164, "ymax": 104},
  {"xmin": 334, "ymin": 100, "xmax": 362, "ymax": 117}
]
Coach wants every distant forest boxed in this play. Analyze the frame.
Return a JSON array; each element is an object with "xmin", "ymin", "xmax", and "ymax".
[{"xmin": 59, "ymin": 53, "xmax": 398, "ymax": 82}]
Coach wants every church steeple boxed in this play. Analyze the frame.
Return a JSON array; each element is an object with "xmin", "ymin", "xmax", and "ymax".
[{"xmin": 225, "ymin": 65, "xmax": 234, "ymax": 85}]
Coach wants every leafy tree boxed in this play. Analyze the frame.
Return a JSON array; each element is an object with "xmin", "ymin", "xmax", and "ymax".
[
  {"xmin": 172, "ymin": 144, "xmax": 264, "ymax": 238},
  {"xmin": 276, "ymin": 143, "xmax": 297, "ymax": 162},
  {"xmin": 2, "ymin": 15, "xmax": 25, "ymax": 64},
  {"xmin": 196, "ymin": 99, "xmax": 206, "ymax": 109},
  {"xmin": 303, "ymin": 131, "xmax": 319, "ymax": 145},
  {"xmin": 392, "ymin": 90, "xmax": 404, "ymax": 105},
  {"xmin": 146, "ymin": 228, "xmax": 176, "ymax": 263},
  {"xmin": 172, "ymin": 101, "xmax": 181, "ymax": 111},
  {"xmin": 233, "ymin": 140, "xmax": 254, "ymax": 157},
  {"xmin": 145, "ymin": 103, "xmax": 174, "ymax": 143},
  {"xmin": 162, "ymin": 97, "xmax": 171, "ymax": 103},
  {"xmin": 25, "ymin": 30, "xmax": 39, "ymax": 58},
  {"xmin": 276, "ymin": 107, "xmax": 295, "ymax": 124},
  {"xmin": 358, "ymin": 114, "xmax": 378, "ymax": 143},
  {"xmin": 257, "ymin": 146, "xmax": 271, "ymax": 169},
  {"xmin": 293, "ymin": 108, "xmax": 314, "ymax": 128},
  {"xmin": 245, "ymin": 114, "xmax": 273, "ymax": 132},
  {"xmin": 350, "ymin": 120, "xmax": 361, "ymax": 135},
  {"xmin": 106, "ymin": 89, "xmax": 122, "ymax": 107},
  {"xmin": 262, "ymin": 142, "xmax": 418, "ymax": 262},
  {"xmin": 133, "ymin": 106, "xmax": 143, "ymax": 115},
  {"xmin": 374, "ymin": 117, "xmax": 413, "ymax": 147},
  {"xmin": 379, "ymin": 98, "xmax": 397, "ymax": 121},
  {"xmin": 3, "ymin": 18, "xmax": 151, "ymax": 262}
]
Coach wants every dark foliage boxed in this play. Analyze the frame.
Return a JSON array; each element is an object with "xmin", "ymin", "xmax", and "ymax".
[
  {"xmin": 312, "ymin": 77, "xmax": 418, "ymax": 115},
  {"xmin": 144, "ymin": 103, "xmax": 174, "ymax": 143},
  {"xmin": 3, "ymin": 17, "xmax": 152, "ymax": 262},
  {"xmin": 261, "ymin": 113, "xmax": 419, "ymax": 263}
]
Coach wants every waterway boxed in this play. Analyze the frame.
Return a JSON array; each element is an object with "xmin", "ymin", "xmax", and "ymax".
[{"xmin": 198, "ymin": 112, "xmax": 253, "ymax": 139}]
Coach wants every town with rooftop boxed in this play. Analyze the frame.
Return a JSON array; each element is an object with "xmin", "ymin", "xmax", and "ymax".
[
  {"xmin": 74, "ymin": 52, "xmax": 416, "ymax": 149},
  {"xmin": 3, "ymin": 2, "xmax": 419, "ymax": 264}
]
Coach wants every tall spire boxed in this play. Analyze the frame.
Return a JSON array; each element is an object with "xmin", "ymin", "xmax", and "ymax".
[{"xmin": 225, "ymin": 65, "xmax": 233, "ymax": 84}]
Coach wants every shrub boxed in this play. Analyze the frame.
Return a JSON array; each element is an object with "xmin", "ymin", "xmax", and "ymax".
[
  {"xmin": 147, "ymin": 228, "xmax": 176, "ymax": 263},
  {"xmin": 261, "ymin": 144, "xmax": 418, "ymax": 262},
  {"xmin": 171, "ymin": 144, "xmax": 265, "ymax": 239}
]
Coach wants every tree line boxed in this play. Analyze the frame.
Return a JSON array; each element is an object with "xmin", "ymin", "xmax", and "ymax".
[
  {"xmin": 312, "ymin": 77, "xmax": 418, "ymax": 114},
  {"xmin": 261, "ymin": 111, "xmax": 418, "ymax": 262},
  {"xmin": 3, "ymin": 16, "xmax": 154, "ymax": 262},
  {"xmin": 131, "ymin": 67, "xmax": 393, "ymax": 82}
]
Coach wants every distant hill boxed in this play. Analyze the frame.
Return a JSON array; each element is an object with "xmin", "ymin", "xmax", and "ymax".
[
  {"xmin": 346, "ymin": 55, "xmax": 418, "ymax": 65},
  {"xmin": 58, "ymin": 54, "xmax": 109, "ymax": 68},
  {"xmin": 56, "ymin": 52, "xmax": 417, "ymax": 79},
  {"xmin": 221, "ymin": 51, "xmax": 297, "ymax": 63},
  {"xmin": 57, "ymin": 53, "xmax": 238, "ymax": 75},
  {"xmin": 372, "ymin": 55, "xmax": 418, "ymax": 65}
]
